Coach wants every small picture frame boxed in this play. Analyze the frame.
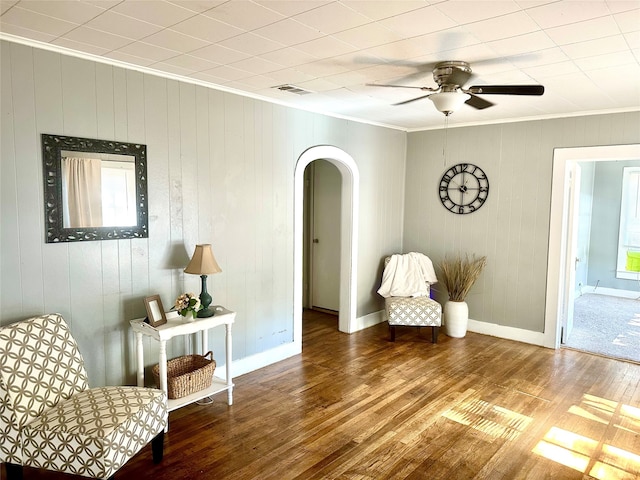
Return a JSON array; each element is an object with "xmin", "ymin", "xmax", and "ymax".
[{"xmin": 144, "ymin": 295, "xmax": 167, "ymax": 327}]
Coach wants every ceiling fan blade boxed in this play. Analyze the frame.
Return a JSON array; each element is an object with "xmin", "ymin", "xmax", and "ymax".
[
  {"xmin": 393, "ymin": 94, "xmax": 433, "ymax": 106},
  {"xmin": 468, "ymin": 85, "xmax": 545, "ymax": 95},
  {"xmin": 366, "ymin": 83, "xmax": 428, "ymax": 90},
  {"xmin": 355, "ymin": 56, "xmax": 433, "ymax": 70},
  {"xmin": 465, "ymin": 94, "xmax": 494, "ymax": 110},
  {"xmin": 385, "ymin": 67, "xmax": 437, "ymax": 86}
]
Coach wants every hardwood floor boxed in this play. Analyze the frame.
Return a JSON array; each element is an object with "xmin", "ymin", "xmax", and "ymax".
[{"xmin": 5, "ymin": 310, "xmax": 640, "ymax": 479}]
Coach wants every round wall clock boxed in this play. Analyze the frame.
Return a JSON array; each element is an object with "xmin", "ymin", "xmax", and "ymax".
[{"xmin": 439, "ymin": 163, "xmax": 489, "ymax": 214}]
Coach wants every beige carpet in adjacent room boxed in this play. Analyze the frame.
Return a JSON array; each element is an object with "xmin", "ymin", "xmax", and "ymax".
[{"xmin": 565, "ymin": 293, "xmax": 640, "ymax": 363}]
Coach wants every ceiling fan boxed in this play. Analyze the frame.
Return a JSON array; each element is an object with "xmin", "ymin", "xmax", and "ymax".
[{"xmin": 368, "ymin": 61, "xmax": 544, "ymax": 116}]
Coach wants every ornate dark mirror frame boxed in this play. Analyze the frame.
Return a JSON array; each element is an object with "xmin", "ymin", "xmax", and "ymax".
[{"xmin": 42, "ymin": 133, "xmax": 148, "ymax": 243}]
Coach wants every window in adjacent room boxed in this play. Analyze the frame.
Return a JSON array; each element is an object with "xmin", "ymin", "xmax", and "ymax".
[{"xmin": 617, "ymin": 166, "xmax": 640, "ymax": 279}]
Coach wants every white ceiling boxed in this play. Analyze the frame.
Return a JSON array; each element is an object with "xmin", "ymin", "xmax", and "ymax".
[{"xmin": 1, "ymin": 0, "xmax": 639, "ymax": 131}]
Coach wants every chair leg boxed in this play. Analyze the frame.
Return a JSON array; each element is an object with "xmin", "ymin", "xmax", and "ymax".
[
  {"xmin": 5, "ymin": 463, "xmax": 23, "ymax": 480},
  {"xmin": 431, "ymin": 326, "xmax": 439, "ymax": 344},
  {"xmin": 152, "ymin": 431, "xmax": 165, "ymax": 464},
  {"xmin": 389, "ymin": 325, "xmax": 396, "ymax": 342}
]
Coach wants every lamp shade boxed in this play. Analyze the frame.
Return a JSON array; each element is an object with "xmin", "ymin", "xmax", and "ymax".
[
  {"xmin": 184, "ymin": 244, "xmax": 222, "ymax": 275},
  {"xmin": 429, "ymin": 91, "xmax": 471, "ymax": 115}
]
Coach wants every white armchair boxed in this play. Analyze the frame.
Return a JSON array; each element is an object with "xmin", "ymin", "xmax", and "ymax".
[{"xmin": 0, "ymin": 313, "xmax": 168, "ymax": 479}]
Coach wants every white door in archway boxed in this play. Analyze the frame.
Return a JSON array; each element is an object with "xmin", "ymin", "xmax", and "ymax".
[{"xmin": 310, "ymin": 160, "xmax": 341, "ymax": 312}]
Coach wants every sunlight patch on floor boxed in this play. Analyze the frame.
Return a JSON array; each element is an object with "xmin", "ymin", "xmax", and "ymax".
[
  {"xmin": 442, "ymin": 397, "xmax": 532, "ymax": 441},
  {"xmin": 621, "ymin": 404, "xmax": 640, "ymax": 422},
  {"xmin": 567, "ymin": 405, "xmax": 608, "ymax": 425},
  {"xmin": 589, "ymin": 460, "xmax": 637, "ymax": 480},
  {"xmin": 532, "ymin": 427, "xmax": 596, "ymax": 471},
  {"xmin": 533, "ymin": 394, "xmax": 640, "ymax": 479},
  {"xmin": 532, "ymin": 437, "xmax": 591, "ymax": 472}
]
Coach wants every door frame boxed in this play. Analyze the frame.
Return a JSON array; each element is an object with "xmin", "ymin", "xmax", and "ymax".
[
  {"xmin": 561, "ymin": 162, "xmax": 581, "ymax": 343},
  {"xmin": 294, "ymin": 145, "xmax": 360, "ymax": 345},
  {"xmin": 544, "ymin": 144, "xmax": 640, "ymax": 348}
]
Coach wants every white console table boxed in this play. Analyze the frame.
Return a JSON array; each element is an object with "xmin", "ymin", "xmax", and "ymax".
[{"xmin": 130, "ymin": 305, "xmax": 235, "ymax": 412}]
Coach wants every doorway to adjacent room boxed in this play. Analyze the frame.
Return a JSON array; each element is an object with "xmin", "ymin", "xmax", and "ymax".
[{"xmin": 547, "ymin": 144, "xmax": 640, "ymax": 363}]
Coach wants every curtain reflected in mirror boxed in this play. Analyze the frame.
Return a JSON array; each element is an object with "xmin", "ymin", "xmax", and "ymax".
[
  {"xmin": 61, "ymin": 153, "xmax": 136, "ymax": 228},
  {"xmin": 62, "ymin": 156, "xmax": 102, "ymax": 227},
  {"xmin": 42, "ymin": 134, "xmax": 148, "ymax": 243}
]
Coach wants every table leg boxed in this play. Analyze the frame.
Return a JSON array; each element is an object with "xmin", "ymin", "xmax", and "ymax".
[
  {"xmin": 226, "ymin": 322, "xmax": 233, "ymax": 405},
  {"xmin": 135, "ymin": 332, "xmax": 144, "ymax": 387},
  {"xmin": 202, "ymin": 329, "xmax": 208, "ymax": 355},
  {"xmin": 157, "ymin": 340, "xmax": 170, "ymax": 432},
  {"xmin": 159, "ymin": 340, "xmax": 168, "ymax": 395}
]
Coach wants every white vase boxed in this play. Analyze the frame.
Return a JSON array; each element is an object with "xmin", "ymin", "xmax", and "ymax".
[{"xmin": 444, "ymin": 300, "xmax": 469, "ymax": 338}]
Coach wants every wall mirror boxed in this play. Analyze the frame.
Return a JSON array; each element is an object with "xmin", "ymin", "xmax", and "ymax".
[{"xmin": 42, "ymin": 133, "xmax": 148, "ymax": 243}]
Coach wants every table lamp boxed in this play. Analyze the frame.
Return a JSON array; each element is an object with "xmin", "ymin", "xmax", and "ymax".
[{"xmin": 184, "ymin": 244, "xmax": 222, "ymax": 317}]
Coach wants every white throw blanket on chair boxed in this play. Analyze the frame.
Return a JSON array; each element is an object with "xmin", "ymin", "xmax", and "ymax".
[{"xmin": 377, "ymin": 252, "xmax": 438, "ymax": 298}]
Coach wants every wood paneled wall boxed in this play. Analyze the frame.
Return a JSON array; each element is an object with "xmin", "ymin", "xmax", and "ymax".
[
  {"xmin": 405, "ymin": 112, "xmax": 640, "ymax": 333},
  {"xmin": 0, "ymin": 41, "xmax": 406, "ymax": 386}
]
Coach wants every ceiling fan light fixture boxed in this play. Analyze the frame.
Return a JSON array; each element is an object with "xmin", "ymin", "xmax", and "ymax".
[{"xmin": 429, "ymin": 91, "xmax": 471, "ymax": 115}]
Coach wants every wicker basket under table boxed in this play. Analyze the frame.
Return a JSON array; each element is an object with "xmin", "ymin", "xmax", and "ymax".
[{"xmin": 152, "ymin": 351, "xmax": 216, "ymax": 399}]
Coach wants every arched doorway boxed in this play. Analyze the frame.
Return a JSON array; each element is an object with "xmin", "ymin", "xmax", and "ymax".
[{"xmin": 293, "ymin": 146, "xmax": 359, "ymax": 347}]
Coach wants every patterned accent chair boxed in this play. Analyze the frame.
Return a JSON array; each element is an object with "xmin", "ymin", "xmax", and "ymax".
[
  {"xmin": 0, "ymin": 313, "xmax": 168, "ymax": 480},
  {"xmin": 384, "ymin": 257, "xmax": 442, "ymax": 343}
]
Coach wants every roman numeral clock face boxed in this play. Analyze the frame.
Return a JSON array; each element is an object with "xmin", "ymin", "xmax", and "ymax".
[{"xmin": 439, "ymin": 163, "xmax": 489, "ymax": 214}]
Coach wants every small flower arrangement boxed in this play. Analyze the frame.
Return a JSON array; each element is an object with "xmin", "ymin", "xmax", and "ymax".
[{"xmin": 174, "ymin": 293, "xmax": 201, "ymax": 318}]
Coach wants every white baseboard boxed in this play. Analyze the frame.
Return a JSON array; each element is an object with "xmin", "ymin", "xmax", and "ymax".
[
  {"xmin": 354, "ymin": 310, "xmax": 546, "ymax": 346},
  {"xmin": 218, "ymin": 341, "xmax": 301, "ymax": 380},
  {"xmin": 224, "ymin": 311, "xmax": 386, "ymax": 379},
  {"xmin": 350, "ymin": 309, "xmax": 546, "ymax": 346},
  {"xmin": 352, "ymin": 310, "xmax": 386, "ymax": 332},
  {"xmin": 467, "ymin": 319, "xmax": 545, "ymax": 346}
]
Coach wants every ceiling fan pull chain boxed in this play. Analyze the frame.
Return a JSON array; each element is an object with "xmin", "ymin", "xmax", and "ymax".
[{"xmin": 442, "ymin": 115, "xmax": 449, "ymax": 168}]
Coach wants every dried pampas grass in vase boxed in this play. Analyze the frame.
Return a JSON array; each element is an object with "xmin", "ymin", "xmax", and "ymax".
[
  {"xmin": 439, "ymin": 253, "xmax": 487, "ymax": 338},
  {"xmin": 439, "ymin": 254, "xmax": 487, "ymax": 302}
]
